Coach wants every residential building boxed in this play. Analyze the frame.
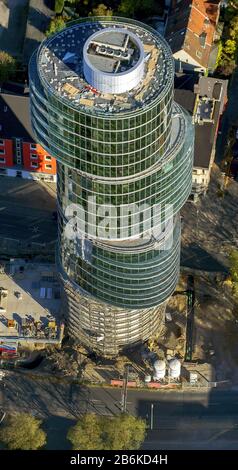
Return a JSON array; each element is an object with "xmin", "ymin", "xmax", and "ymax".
[
  {"xmin": 175, "ymin": 73, "xmax": 228, "ymax": 200},
  {"xmin": 29, "ymin": 17, "xmax": 194, "ymax": 356},
  {"xmin": 0, "ymin": 93, "xmax": 56, "ymax": 181},
  {"xmin": 165, "ymin": 0, "xmax": 221, "ymax": 72}
]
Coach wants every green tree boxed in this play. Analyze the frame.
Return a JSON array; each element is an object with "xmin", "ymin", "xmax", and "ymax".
[
  {"xmin": 67, "ymin": 413, "xmax": 104, "ymax": 450},
  {"xmin": 0, "ymin": 51, "xmax": 16, "ymax": 83},
  {"xmin": 229, "ymin": 15, "xmax": 238, "ymax": 39},
  {"xmin": 46, "ymin": 16, "xmax": 66, "ymax": 37},
  {"xmin": 0, "ymin": 413, "xmax": 46, "ymax": 450},
  {"xmin": 67, "ymin": 413, "xmax": 146, "ymax": 450},
  {"xmin": 229, "ymin": 249, "xmax": 238, "ymax": 283},
  {"xmin": 104, "ymin": 414, "xmax": 146, "ymax": 450},
  {"xmin": 223, "ymin": 38, "xmax": 237, "ymax": 57},
  {"xmin": 225, "ymin": 0, "xmax": 238, "ymax": 22},
  {"xmin": 55, "ymin": 0, "xmax": 65, "ymax": 14},
  {"xmin": 117, "ymin": 0, "xmax": 156, "ymax": 18},
  {"xmin": 89, "ymin": 3, "xmax": 113, "ymax": 17},
  {"xmin": 118, "ymin": 0, "xmax": 136, "ymax": 16}
]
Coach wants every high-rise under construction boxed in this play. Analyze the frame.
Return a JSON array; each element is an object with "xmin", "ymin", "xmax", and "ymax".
[{"xmin": 29, "ymin": 16, "xmax": 194, "ymax": 356}]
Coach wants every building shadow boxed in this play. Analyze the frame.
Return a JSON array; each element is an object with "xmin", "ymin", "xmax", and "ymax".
[
  {"xmin": 181, "ymin": 243, "xmax": 228, "ymax": 272},
  {"xmin": 27, "ymin": 6, "xmax": 51, "ymax": 33},
  {"xmin": 44, "ymin": 415, "xmax": 75, "ymax": 450},
  {"xmin": 137, "ymin": 387, "xmax": 238, "ymax": 449},
  {"xmin": 0, "ymin": 0, "xmax": 29, "ymax": 57}
]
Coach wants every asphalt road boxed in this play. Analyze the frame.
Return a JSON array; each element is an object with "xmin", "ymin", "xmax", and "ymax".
[
  {"xmin": 0, "ymin": 177, "xmax": 57, "ymax": 244},
  {"xmin": 1, "ymin": 371, "xmax": 238, "ymax": 449}
]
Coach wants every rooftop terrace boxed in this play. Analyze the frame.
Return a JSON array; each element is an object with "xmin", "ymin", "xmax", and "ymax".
[{"xmin": 36, "ymin": 17, "xmax": 174, "ymax": 115}]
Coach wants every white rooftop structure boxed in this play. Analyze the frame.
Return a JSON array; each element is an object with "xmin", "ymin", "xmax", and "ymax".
[{"xmin": 83, "ymin": 28, "xmax": 145, "ymax": 94}]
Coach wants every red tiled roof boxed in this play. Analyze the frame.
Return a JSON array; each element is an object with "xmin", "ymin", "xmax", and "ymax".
[{"xmin": 165, "ymin": 0, "xmax": 221, "ymax": 68}]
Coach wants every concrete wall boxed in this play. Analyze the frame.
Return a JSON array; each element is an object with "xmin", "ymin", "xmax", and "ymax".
[{"xmin": 173, "ymin": 50, "xmax": 206, "ymax": 73}]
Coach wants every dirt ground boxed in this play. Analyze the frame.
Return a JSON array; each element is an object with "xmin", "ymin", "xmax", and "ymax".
[
  {"xmin": 193, "ymin": 272, "xmax": 238, "ymax": 383},
  {"xmin": 181, "ymin": 164, "xmax": 238, "ymax": 272},
  {"xmin": 181, "ymin": 165, "xmax": 238, "ymax": 383}
]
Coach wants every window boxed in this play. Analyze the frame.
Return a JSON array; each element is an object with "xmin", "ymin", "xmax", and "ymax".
[
  {"xmin": 0, "ymin": 157, "xmax": 6, "ymax": 163},
  {"xmin": 45, "ymin": 164, "xmax": 52, "ymax": 170},
  {"xmin": 31, "ymin": 162, "xmax": 38, "ymax": 168},
  {"xmin": 196, "ymin": 50, "xmax": 202, "ymax": 59},
  {"xmin": 30, "ymin": 153, "xmax": 38, "ymax": 159},
  {"xmin": 0, "ymin": 148, "xmax": 5, "ymax": 155},
  {"xmin": 44, "ymin": 155, "xmax": 51, "ymax": 161},
  {"xmin": 30, "ymin": 143, "xmax": 37, "ymax": 150},
  {"xmin": 0, "ymin": 139, "xmax": 4, "ymax": 146}
]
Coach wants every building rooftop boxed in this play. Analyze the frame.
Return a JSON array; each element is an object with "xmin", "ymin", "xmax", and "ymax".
[
  {"xmin": 35, "ymin": 18, "xmax": 174, "ymax": 115},
  {"xmin": 165, "ymin": 0, "xmax": 220, "ymax": 69},
  {"xmin": 0, "ymin": 260, "xmax": 61, "ymax": 339},
  {"xmin": 174, "ymin": 73, "xmax": 227, "ymax": 169},
  {"xmin": 85, "ymin": 29, "xmax": 141, "ymax": 74},
  {"xmin": 194, "ymin": 75, "xmax": 228, "ymax": 111},
  {"xmin": 195, "ymin": 97, "xmax": 215, "ymax": 122},
  {"xmin": 194, "ymin": 121, "xmax": 215, "ymax": 168},
  {"xmin": 174, "ymin": 89, "xmax": 196, "ymax": 115},
  {"xmin": 0, "ymin": 93, "xmax": 34, "ymax": 142},
  {"xmin": 174, "ymin": 71, "xmax": 199, "ymax": 92}
]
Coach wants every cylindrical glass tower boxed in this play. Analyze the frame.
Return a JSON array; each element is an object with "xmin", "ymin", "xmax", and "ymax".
[{"xmin": 29, "ymin": 17, "xmax": 194, "ymax": 356}]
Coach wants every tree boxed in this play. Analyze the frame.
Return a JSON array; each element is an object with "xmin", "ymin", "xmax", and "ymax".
[
  {"xmin": 104, "ymin": 414, "xmax": 146, "ymax": 450},
  {"xmin": 118, "ymin": 0, "xmax": 136, "ymax": 17},
  {"xmin": 117, "ymin": 0, "xmax": 157, "ymax": 18},
  {"xmin": 229, "ymin": 249, "xmax": 238, "ymax": 283},
  {"xmin": 0, "ymin": 413, "xmax": 46, "ymax": 450},
  {"xmin": 0, "ymin": 51, "xmax": 16, "ymax": 84},
  {"xmin": 46, "ymin": 16, "xmax": 66, "ymax": 37},
  {"xmin": 216, "ymin": 62, "xmax": 236, "ymax": 76},
  {"xmin": 225, "ymin": 0, "xmax": 238, "ymax": 23},
  {"xmin": 55, "ymin": 0, "xmax": 65, "ymax": 14},
  {"xmin": 89, "ymin": 4, "xmax": 113, "ymax": 17},
  {"xmin": 67, "ymin": 413, "xmax": 146, "ymax": 450},
  {"xmin": 229, "ymin": 15, "xmax": 238, "ymax": 39},
  {"xmin": 67, "ymin": 413, "xmax": 104, "ymax": 450},
  {"xmin": 223, "ymin": 39, "xmax": 236, "ymax": 57}
]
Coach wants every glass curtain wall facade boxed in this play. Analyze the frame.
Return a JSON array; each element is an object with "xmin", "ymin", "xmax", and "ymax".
[{"xmin": 29, "ymin": 17, "xmax": 194, "ymax": 356}]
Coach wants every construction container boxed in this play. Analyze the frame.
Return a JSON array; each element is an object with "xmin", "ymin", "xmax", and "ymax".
[
  {"xmin": 168, "ymin": 358, "xmax": 181, "ymax": 379},
  {"xmin": 153, "ymin": 359, "xmax": 166, "ymax": 380}
]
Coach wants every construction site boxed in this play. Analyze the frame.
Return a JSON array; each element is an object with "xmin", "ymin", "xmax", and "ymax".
[{"xmin": 0, "ymin": 258, "xmax": 64, "ymax": 363}]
